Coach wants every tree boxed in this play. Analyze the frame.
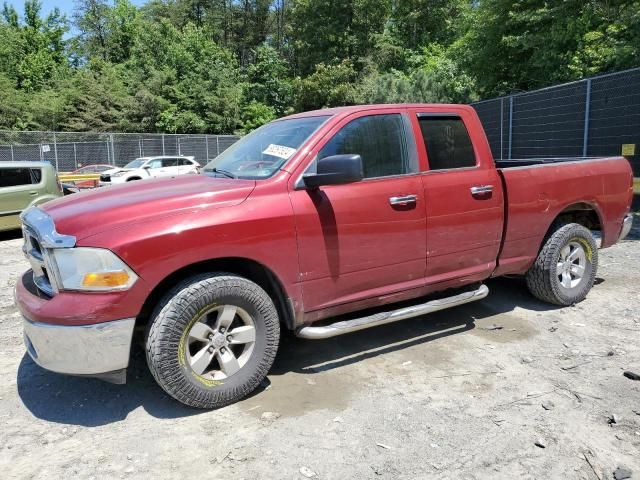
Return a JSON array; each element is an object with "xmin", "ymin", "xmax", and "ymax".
[
  {"xmin": 289, "ymin": 0, "xmax": 391, "ymax": 75},
  {"xmin": 294, "ymin": 61, "xmax": 359, "ymax": 111},
  {"xmin": 239, "ymin": 100, "xmax": 276, "ymax": 132},
  {"xmin": 0, "ymin": 74, "xmax": 29, "ymax": 129},
  {"xmin": 128, "ymin": 20, "xmax": 244, "ymax": 133},
  {"xmin": 456, "ymin": 0, "xmax": 640, "ymax": 96},
  {"xmin": 387, "ymin": 0, "xmax": 468, "ymax": 49},
  {"xmin": 74, "ymin": 0, "xmax": 110, "ymax": 60},
  {"xmin": 59, "ymin": 61, "xmax": 132, "ymax": 131},
  {"xmin": 74, "ymin": 0, "xmax": 140, "ymax": 63},
  {"xmin": 245, "ymin": 45, "xmax": 293, "ymax": 115},
  {"xmin": 0, "ymin": 0, "xmax": 69, "ymax": 92}
]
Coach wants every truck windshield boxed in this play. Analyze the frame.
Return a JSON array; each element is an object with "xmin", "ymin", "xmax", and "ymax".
[{"xmin": 204, "ymin": 116, "xmax": 330, "ymax": 179}]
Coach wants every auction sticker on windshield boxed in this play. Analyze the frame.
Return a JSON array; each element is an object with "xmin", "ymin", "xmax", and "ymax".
[{"xmin": 262, "ymin": 144, "xmax": 297, "ymax": 160}]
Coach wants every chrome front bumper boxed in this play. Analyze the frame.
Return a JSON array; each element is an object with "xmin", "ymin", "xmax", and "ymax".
[
  {"xmin": 619, "ymin": 213, "xmax": 634, "ymax": 241},
  {"xmin": 23, "ymin": 316, "xmax": 135, "ymax": 384}
]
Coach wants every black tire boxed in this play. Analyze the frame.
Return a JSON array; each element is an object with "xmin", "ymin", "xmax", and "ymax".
[
  {"xmin": 525, "ymin": 223, "xmax": 598, "ymax": 306},
  {"xmin": 126, "ymin": 177, "xmax": 141, "ymax": 181},
  {"xmin": 145, "ymin": 273, "xmax": 280, "ymax": 408}
]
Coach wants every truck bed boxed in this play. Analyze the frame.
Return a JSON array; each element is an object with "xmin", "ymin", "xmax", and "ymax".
[
  {"xmin": 495, "ymin": 157, "xmax": 597, "ymax": 168},
  {"xmin": 493, "ymin": 156, "xmax": 633, "ymax": 277}
]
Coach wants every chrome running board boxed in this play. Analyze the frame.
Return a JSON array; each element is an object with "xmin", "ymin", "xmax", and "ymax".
[{"xmin": 295, "ymin": 284, "xmax": 489, "ymax": 340}]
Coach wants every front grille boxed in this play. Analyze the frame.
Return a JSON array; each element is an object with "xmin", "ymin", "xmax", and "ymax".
[
  {"xmin": 100, "ymin": 174, "xmax": 111, "ymax": 182},
  {"xmin": 20, "ymin": 207, "xmax": 76, "ymax": 298},
  {"xmin": 22, "ymin": 227, "xmax": 55, "ymax": 298}
]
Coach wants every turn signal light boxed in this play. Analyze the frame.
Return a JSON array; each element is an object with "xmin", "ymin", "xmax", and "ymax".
[{"xmin": 82, "ymin": 271, "xmax": 130, "ymax": 288}]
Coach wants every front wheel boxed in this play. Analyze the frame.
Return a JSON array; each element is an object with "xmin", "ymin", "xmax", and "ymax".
[
  {"xmin": 526, "ymin": 223, "xmax": 598, "ymax": 306},
  {"xmin": 145, "ymin": 274, "xmax": 280, "ymax": 408}
]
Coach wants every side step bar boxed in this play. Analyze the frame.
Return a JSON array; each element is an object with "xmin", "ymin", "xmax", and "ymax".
[{"xmin": 295, "ymin": 284, "xmax": 489, "ymax": 340}]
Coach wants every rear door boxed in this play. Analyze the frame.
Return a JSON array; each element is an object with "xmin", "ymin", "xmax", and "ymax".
[
  {"xmin": 289, "ymin": 110, "xmax": 427, "ymax": 312},
  {"xmin": 160, "ymin": 157, "xmax": 180, "ymax": 177},
  {"xmin": 410, "ymin": 109, "xmax": 504, "ymax": 285},
  {"xmin": 0, "ymin": 167, "xmax": 41, "ymax": 230}
]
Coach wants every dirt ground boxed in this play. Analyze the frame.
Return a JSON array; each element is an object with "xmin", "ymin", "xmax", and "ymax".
[{"xmin": 0, "ymin": 220, "xmax": 639, "ymax": 480}]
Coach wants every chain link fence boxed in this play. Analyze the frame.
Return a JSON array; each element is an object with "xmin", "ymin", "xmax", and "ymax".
[
  {"xmin": 0, "ymin": 132, "xmax": 240, "ymax": 172},
  {"xmin": 472, "ymin": 67, "xmax": 640, "ymax": 177}
]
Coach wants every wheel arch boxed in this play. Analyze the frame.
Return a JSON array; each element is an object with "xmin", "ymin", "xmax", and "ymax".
[
  {"xmin": 542, "ymin": 201, "xmax": 604, "ymax": 245},
  {"xmin": 136, "ymin": 257, "xmax": 296, "ymax": 331}
]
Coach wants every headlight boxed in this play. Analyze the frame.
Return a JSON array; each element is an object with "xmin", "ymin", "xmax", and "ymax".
[
  {"xmin": 52, "ymin": 247, "xmax": 138, "ymax": 291},
  {"xmin": 111, "ymin": 171, "xmax": 126, "ymax": 177}
]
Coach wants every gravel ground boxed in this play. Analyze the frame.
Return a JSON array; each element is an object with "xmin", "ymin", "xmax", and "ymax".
[{"xmin": 0, "ymin": 219, "xmax": 639, "ymax": 480}]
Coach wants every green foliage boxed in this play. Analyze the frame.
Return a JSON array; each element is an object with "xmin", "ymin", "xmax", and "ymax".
[
  {"xmin": 457, "ymin": 0, "xmax": 640, "ymax": 96},
  {"xmin": 0, "ymin": 74, "xmax": 28, "ymax": 129},
  {"xmin": 0, "ymin": 0, "xmax": 638, "ymax": 133},
  {"xmin": 294, "ymin": 61, "xmax": 360, "ymax": 111},
  {"xmin": 245, "ymin": 45, "xmax": 293, "ymax": 116},
  {"xmin": 388, "ymin": 0, "xmax": 468, "ymax": 49},
  {"xmin": 239, "ymin": 100, "xmax": 276, "ymax": 133},
  {"xmin": 290, "ymin": 0, "xmax": 391, "ymax": 75},
  {"xmin": 0, "ymin": 0, "xmax": 68, "ymax": 92}
]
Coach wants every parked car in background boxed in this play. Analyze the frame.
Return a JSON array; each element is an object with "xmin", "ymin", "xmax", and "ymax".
[
  {"xmin": 72, "ymin": 164, "xmax": 113, "ymax": 174},
  {"xmin": 61, "ymin": 164, "xmax": 113, "ymax": 189},
  {"xmin": 0, "ymin": 162, "xmax": 62, "ymax": 231},
  {"xmin": 14, "ymin": 104, "xmax": 633, "ymax": 409},
  {"xmin": 99, "ymin": 156, "xmax": 200, "ymax": 185}
]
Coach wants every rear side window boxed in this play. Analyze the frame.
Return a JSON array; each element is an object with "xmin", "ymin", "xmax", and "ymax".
[
  {"xmin": 162, "ymin": 158, "xmax": 178, "ymax": 167},
  {"xmin": 0, "ymin": 167, "xmax": 40, "ymax": 187},
  {"xmin": 418, "ymin": 115, "xmax": 476, "ymax": 170},
  {"xmin": 318, "ymin": 114, "xmax": 416, "ymax": 178}
]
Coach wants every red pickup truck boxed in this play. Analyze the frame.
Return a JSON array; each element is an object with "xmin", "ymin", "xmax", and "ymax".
[{"xmin": 15, "ymin": 104, "xmax": 634, "ymax": 408}]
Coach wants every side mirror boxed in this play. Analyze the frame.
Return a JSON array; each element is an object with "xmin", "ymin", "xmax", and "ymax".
[
  {"xmin": 303, "ymin": 154, "xmax": 363, "ymax": 189},
  {"xmin": 142, "ymin": 165, "xmax": 151, "ymax": 169}
]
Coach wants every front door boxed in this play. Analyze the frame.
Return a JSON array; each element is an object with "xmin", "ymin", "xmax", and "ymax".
[{"xmin": 289, "ymin": 111, "xmax": 427, "ymax": 313}]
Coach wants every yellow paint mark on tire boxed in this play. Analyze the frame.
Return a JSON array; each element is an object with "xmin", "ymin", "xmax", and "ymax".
[{"xmin": 571, "ymin": 237, "xmax": 593, "ymax": 262}]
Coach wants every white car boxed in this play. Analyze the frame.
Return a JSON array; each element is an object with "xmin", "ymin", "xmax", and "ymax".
[{"xmin": 99, "ymin": 156, "xmax": 200, "ymax": 186}]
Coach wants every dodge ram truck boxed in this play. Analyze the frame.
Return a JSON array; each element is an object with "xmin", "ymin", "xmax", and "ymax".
[{"xmin": 15, "ymin": 104, "xmax": 634, "ymax": 408}]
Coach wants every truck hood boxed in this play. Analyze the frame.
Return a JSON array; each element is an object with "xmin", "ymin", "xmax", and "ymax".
[{"xmin": 42, "ymin": 175, "xmax": 256, "ymax": 240}]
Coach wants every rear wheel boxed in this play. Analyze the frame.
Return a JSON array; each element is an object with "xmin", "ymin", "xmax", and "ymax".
[
  {"xmin": 145, "ymin": 274, "xmax": 280, "ymax": 408},
  {"xmin": 525, "ymin": 223, "xmax": 598, "ymax": 306}
]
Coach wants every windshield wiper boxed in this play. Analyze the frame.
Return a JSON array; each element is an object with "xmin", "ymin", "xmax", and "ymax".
[{"xmin": 206, "ymin": 167, "xmax": 237, "ymax": 179}]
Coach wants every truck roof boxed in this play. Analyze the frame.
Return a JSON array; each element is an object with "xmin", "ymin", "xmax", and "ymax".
[{"xmin": 280, "ymin": 103, "xmax": 474, "ymax": 120}]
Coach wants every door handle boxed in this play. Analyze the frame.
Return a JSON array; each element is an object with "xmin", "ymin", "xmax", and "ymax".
[
  {"xmin": 470, "ymin": 185, "xmax": 494, "ymax": 197},
  {"xmin": 29, "ymin": 191, "xmax": 38, "ymax": 196},
  {"xmin": 389, "ymin": 195, "xmax": 418, "ymax": 206}
]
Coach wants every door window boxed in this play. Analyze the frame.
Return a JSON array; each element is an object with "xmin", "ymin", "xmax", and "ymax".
[
  {"xmin": 147, "ymin": 159, "xmax": 163, "ymax": 169},
  {"xmin": 318, "ymin": 114, "xmax": 417, "ymax": 178},
  {"xmin": 0, "ymin": 168, "xmax": 40, "ymax": 187},
  {"xmin": 418, "ymin": 115, "xmax": 476, "ymax": 170},
  {"xmin": 162, "ymin": 158, "xmax": 179, "ymax": 167}
]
